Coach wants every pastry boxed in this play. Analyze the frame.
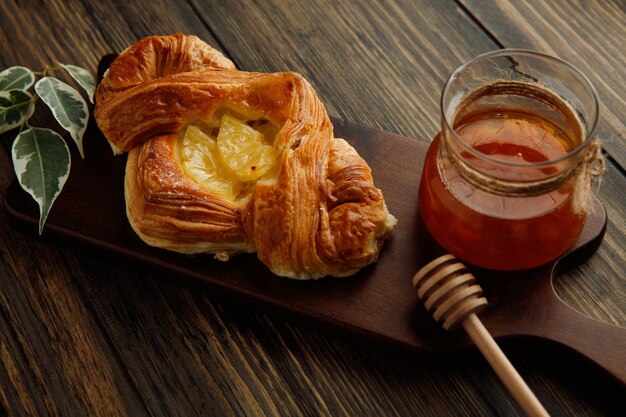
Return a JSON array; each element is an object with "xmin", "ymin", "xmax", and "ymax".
[{"xmin": 95, "ymin": 33, "xmax": 396, "ymax": 279}]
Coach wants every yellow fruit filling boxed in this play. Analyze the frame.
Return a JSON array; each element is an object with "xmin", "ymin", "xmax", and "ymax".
[
  {"xmin": 217, "ymin": 114, "xmax": 278, "ymax": 182},
  {"xmin": 180, "ymin": 125, "xmax": 242, "ymax": 198},
  {"xmin": 179, "ymin": 113, "xmax": 278, "ymax": 199}
]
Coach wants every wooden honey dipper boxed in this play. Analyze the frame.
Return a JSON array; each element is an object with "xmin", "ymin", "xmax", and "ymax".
[{"xmin": 412, "ymin": 254, "xmax": 550, "ymax": 417}]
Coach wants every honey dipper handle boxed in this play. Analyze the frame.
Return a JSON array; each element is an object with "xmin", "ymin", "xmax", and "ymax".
[{"xmin": 462, "ymin": 314, "xmax": 550, "ymax": 417}]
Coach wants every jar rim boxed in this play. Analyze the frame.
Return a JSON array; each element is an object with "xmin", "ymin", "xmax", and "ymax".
[{"xmin": 440, "ymin": 49, "xmax": 600, "ymax": 168}]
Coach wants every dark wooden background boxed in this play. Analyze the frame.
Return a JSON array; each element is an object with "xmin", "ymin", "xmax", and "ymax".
[{"xmin": 0, "ymin": 1, "xmax": 624, "ymax": 416}]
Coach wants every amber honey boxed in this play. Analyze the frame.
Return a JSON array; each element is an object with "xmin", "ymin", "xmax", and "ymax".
[{"xmin": 419, "ymin": 109, "xmax": 586, "ymax": 270}]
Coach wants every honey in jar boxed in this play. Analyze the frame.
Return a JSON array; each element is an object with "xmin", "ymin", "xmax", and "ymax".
[{"xmin": 419, "ymin": 50, "xmax": 601, "ymax": 271}]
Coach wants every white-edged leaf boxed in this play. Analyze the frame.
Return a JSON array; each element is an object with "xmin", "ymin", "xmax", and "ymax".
[
  {"xmin": 12, "ymin": 127, "xmax": 71, "ymax": 235},
  {"xmin": 0, "ymin": 66, "xmax": 35, "ymax": 91},
  {"xmin": 0, "ymin": 89, "xmax": 35, "ymax": 133},
  {"xmin": 35, "ymin": 77, "xmax": 88, "ymax": 158},
  {"xmin": 59, "ymin": 63, "xmax": 95, "ymax": 103}
]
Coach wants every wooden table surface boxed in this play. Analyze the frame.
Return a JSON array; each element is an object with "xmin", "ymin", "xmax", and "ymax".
[{"xmin": 1, "ymin": 1, "xmax": 624, "ymax": 416}]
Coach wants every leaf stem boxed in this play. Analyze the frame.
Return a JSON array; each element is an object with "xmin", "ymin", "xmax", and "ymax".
[
  {"xmin": 17, "ymin": 96, "xmax": 38, "ymax": 132},
  {"xmin": 43, "ymin": 65, "xmax": 62, "ymax": 77}
]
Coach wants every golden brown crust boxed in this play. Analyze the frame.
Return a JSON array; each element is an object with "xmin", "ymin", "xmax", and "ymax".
[
  {"xmin": 95, "ymin": 33, "xmax": 236, "ymax": 153},
  {"xmin": 96, "ymin": 33, "xmax": 235, "ymax": 105},
  {"xmin": 95, "ymin": 34, "xmax": 396, "ymax": 279},
  {"xmin": 125, "ymin": 135, "xmax": 253, "ymax": 256},
  {"xmin": 247, "ymin": 138, "xmax": 395, "ymax": 278}
]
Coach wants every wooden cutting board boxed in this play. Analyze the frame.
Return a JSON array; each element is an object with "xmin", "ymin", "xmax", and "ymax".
[{"xmin": 4, "ymin": 69, "xmax": 624, "ymax": 385}]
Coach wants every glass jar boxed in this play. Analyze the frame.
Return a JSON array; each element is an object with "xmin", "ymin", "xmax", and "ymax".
[{"xmin": 418, "ymin": 50, "xmax": 602, "ymax": 270}]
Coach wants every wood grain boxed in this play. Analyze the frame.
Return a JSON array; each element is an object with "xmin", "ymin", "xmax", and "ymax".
[
  {"xmin": 0, "ymin": 0, "xmax": 624, "ymax": 416},
  {"xmin": 189, "ymin": 1, "xmax": 626, "ymax": 325},
  {"xmin": 189, "ymin": 0, "xmax": 500, "ymax": 142},
  {"xmin": 6, "ymin": 116, "xmax": 623, "ymax": 384},
  {"xmin": 0, "ymin": 143, "xmax": 148, "ymax": 417},
  {"xmin": 190, "ymin": 0, "xmax": 626, "ymax": 328},
  {"xmin": 459, "ymin": 0, "xmax": 626, "ymax": 169}
]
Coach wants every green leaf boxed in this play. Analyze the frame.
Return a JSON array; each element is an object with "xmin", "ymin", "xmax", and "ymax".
[
  {"xmin": 0, "ymin": 89, "xmax": 35, "ymax": 133},
  {"xmin": 0, "ymin": 66, "xmax": 35, "ymax": 91},
  {"xmin": 12, "ymin": 127, "xmax": 71, "ymax": 235},
  {"xmin": 35, "ymin": 77, "xmax": 88, "ymax": 158},
  {"xmin": 59, "ymin": 63, "xmax": 95, "ymax": 103}
]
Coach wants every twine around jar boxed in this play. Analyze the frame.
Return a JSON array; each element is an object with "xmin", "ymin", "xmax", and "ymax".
[
  {"xmin": 441, "ymin": 80, "xmax": 605, "ymax": 214},
  {"xmin": 441, "ymin": 136, "xmax": 605, "ymax": 214}
]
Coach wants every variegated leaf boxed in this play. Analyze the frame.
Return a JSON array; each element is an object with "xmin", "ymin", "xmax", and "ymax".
[
  {"xmin": 35, "ymin": 76, "xmax": 88, "ymax": 158},
  {"xmin": 0, "ymin": 66, "xmax": 35, "ymax": 91},
  {"xmin": 59, "ymin": 63, "xmax": 96, "ymax": 103},
  {"xmin": 0, "ymin": 89, "xmax": 34, "ymax": 133},
  {"xmin": 12, "ymin": 127, "xmax": 71, "ymax": 234}
]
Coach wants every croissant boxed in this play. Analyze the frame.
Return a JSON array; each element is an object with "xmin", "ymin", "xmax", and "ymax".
[{"xmin": 94, "ymin": 33, "xmax": 396, "ymax": 279}]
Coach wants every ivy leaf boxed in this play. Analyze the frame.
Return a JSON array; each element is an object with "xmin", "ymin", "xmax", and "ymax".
[
  {"xmin": 59, "ymin": 63, "xmax": 96, "ymax": 103},
  {"xmin": 0, "ymin": 66, "xmax": 35, "ymax": 91},
  {"xmin": 35, "ymin": 77, "xmax": 88, "ymax": 158},
  {"xmin": 12, "ymin": 127, "xmax": 71, "ymax": 235},
  {"xmin": 0, "ymin": 89, "xmax": 35, "ymax": 133}
]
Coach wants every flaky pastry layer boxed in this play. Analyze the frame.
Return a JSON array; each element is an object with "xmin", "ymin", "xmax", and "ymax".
[{"xmin": 95, "ymin": 33, "xmax": 396, "ymax": 279}]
